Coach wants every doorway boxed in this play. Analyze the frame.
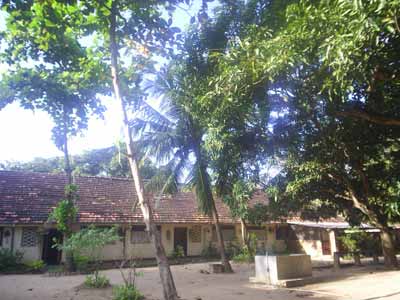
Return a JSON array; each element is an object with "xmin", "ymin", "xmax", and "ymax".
[
  {"xmin": 321, "ymin": 230, "xmax": 331, "ymax": 255},
  {"xmin": 174, "ymin": 227, "xmax": 187, "ymax": 256},
  {"xmin": 42, "ymin": 229, "xmax": 63, "ymax": 265}
]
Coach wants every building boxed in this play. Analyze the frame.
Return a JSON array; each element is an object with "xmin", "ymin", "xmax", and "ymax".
[{"xmin": 0, "ymin": 170, "xmax": 345, "ymax": 264}]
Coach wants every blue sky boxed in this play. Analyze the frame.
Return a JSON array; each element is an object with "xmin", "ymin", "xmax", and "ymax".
[{"xmin": 0, "ymin": 1, "xmax": 218, "ymax": 162}]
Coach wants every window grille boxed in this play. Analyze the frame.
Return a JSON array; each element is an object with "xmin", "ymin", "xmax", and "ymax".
[
  {"xmin": 189, "ymin": 226, "xmax": 202, "ymax": 243},
  {"xmin": 21, "ymin": 227, "xmax": 37, "ymax": 247}
]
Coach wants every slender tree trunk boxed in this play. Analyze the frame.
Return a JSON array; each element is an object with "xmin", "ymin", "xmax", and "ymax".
[
  {"xmin": 109, "ymin": 2, "xmax": 178, "ymax": 299},
  {"xmin": 211, "ymin": 201, "xmax": 233, "ymax": 273},
  {"xmin": 380, "ymin": 227, "xmax": 398, "ymax": 268},
  {"xmin": 240, "ymin": 218, "xmax": 249, "ymax": 249},
  {"xmin": 62, "ymin": 111, "xmax": 73, "ymax": 187},
  {"xmin": 62, "ymin": 110, "xmax": 75, "ymax": 272}
]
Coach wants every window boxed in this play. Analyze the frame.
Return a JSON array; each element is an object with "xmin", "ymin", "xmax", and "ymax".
[
  {"xmin": 189, "ymin": 226, "xmax": 202, "ymax": 243},
  {"xmin": 131, "ymin": 225, "xmax": 150, "ymax": 244},
  {"xmin": 213, "ymin": 226, "xmax": 236, "ymax": 241},
  {"xmin": 21, "ymin": 227, "xmax": 38, "ymax": 247}
]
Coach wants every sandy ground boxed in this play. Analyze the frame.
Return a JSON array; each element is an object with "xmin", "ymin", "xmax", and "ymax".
[{"xmin": 0, "ymin": 262, "xmax": 399, "ymax": 300}]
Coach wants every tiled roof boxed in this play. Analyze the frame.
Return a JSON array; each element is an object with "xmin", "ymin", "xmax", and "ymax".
[{"xmin": 0, "ymin": 170, "xmax": 267, "ymax": 225}]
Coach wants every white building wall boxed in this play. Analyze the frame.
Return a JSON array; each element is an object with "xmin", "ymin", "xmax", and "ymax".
[
  {"xmin": 13, "ymin": 226, "xmax": 42, "ymax": 263},
  {"xmin": 2, "ymin": 223, "xmax": 339, "ymax": 264}
]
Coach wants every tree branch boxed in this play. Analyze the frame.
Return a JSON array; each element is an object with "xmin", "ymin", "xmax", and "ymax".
[{"xmin": 336, "ymin": 110, "xmax": 400, "ymax": 126}]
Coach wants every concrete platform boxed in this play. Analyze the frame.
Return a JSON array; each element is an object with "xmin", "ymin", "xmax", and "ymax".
[{"xmin": 250, "ymin": 276, "xmax": 316, "ymax": 287}]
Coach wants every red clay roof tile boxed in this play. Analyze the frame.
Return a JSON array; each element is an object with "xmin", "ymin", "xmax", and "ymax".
[{"xmin": 0, "ymin": 170, "xmax": 267, "ymax": 225}]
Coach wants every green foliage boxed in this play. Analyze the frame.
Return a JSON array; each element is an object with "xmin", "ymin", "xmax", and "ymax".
[
  {"xmin": 74, "ymin": 255, "xmax": 91, "ymax": 273},
  {"xmin": 232, "ymin": 247, "xmax": 253, "ymax": 263},
  {"xmin": 0, "ymin": 145, "xmax": 160, "ymax": 179},
  {"xmin": 223, "ymin": 180, "xmax": 256, "ymax": 221},
  {"xmin": 84, "ymin": 274, "xmax": 110, "ymax": 288},
  {"xmin": 171, "ymin": 245, "xmax": 185, "ymax": 259},
  {"xmin": 57, "ymin": 225, "xmax": 118, "ymax": 262},
  {"xmin": 115, "ymin": 259, "xmax": 144, "ymax": 300},
  {"xmin": 232, "ymin": 233, "xmax": 258, "ymax": 262},
  {"xmin": 339, "ymin": 230, "xmax": 381, "ymax": 256},
  {"xmin": 201, "ymin": 243, "xmax": 219, "ymax": 258},
  {"xmin": 57, "ymin": 225, "xmax": 118, "ymax": 281},
  {"xmin": 48, "ymin": 198, "xmax": 78, "ymax": 235},
  {"xmin": 0, "ymin": 249, "xmax": 24, "ymax": 272},
  {"xmin": 25, "ymin": 260, "xmax": 45, "ymax": 272},
  {"xmin": 339, "ymin": 234, "xmax": 359, "ymax": 254},
  {"xmin": 0, "ymin": 157, "xmax": 65, "ymax": 174},
  {"xmin": 113, "ymin": 285, "xmax": 144, "ymax": 300}
]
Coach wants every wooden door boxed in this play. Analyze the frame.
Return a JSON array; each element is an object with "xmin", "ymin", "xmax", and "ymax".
[
  {"xmin": 321, "ymin": 230, "xmax": 331, "ymax": 255},
  {"xmin": 174, "ymin": 227, "xmax": 187, "ymax": 256}
]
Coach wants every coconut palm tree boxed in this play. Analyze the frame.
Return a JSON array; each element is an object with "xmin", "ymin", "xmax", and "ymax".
[{"xmin": 131, "ymin": 68, "xmax": 233, "ymax": 273}]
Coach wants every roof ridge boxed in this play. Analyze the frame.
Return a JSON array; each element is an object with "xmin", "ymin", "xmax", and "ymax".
[{"xmin": 0, "ymin": 169, "xmax": 134, "ymax": 182}]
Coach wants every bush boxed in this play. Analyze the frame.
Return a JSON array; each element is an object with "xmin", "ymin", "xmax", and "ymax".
[
  {"xmin": 74, "ymin": 255, "xmax": 90, "ymax": 272},
  {"xmin": 113, "ymin": 285, "xmax": 144, "ymax": 300},
  {"xmin": 339, "ymin": 230, "xmax": 380, "ymax": 257},
  {"xmin": 84, "ymin": 274, "xmax": 110, "ymax": 288},
  {"xmin": 171, "ymin": 245, "xmax": 185, "ymax": 258},
  {"xmin": 201, "ymin": 243, "xmax": 219, "ymax": 258},
  {"xmin": 0, "ymin": 249, "xmax": 24, "ymax": 272},
  {"xmin": 226, "ymin": 240, "xmax": 241, "ymax": 259},
  {"xmin": 232, "ymin": 247, "xmax": 253, "ymax": 263},
  {"xmin": 25, "ymin": 260, "xmax": 45, "ymax": 272}
]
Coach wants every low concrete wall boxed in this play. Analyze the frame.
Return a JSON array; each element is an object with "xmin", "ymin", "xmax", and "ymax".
[{"xmin": 254, "ymin": 254, "xmax": 312, "ymax": 285}]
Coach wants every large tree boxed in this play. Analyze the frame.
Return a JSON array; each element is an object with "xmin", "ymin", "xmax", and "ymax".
[
  {"xmin": 0, "ymin": 145, "xmax": 159, "ymax": 179},
  {"xmin": 132, "ymin": 63, "xmax": 233, "ymax": 272},
  {"xmin": 1, "ymin": 1, "xmax": 186, "ymax": 296},
  {"xmin": 204, "ymin": 0, "xmax": 400, "ymax": 267},
  {"xmin": 0, "ymin": 1, "xmax": 107, "ymax": 270}
]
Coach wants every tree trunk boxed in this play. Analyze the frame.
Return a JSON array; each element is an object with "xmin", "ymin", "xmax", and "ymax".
[
  {"xmin": 62, "ymin": 110, "xmax": 75, "ymax": 272},
  {"xmin": 336, "ymin": 174, "xmax": 398, "ymax": 269},
  {"xmin": 109, "ymin": 2, "xmax": 178, "ymax": 299},
  {"xmin": 240, "ymin": 218, "xmax": 249, "ymax": 249},
  {"xmin": 380, "ymin": 227, "xmax": 398, "ymax": 268},
  {"xmin": 211, "ymin": 202, "xmax": 233, "ymax": 273}
]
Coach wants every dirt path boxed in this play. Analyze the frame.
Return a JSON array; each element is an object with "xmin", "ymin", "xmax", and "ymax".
[{"xmin": 0, "ymin": 262, "xmax": 399, "ymax": 300}]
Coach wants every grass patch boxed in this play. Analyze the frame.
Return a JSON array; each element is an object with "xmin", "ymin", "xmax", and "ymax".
[{"xmin": 113, "ymin": 284, "xmax": 144, "ymax": 300}]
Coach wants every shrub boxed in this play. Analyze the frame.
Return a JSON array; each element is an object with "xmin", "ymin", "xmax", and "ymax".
[
  {"xmin": 225, "ymin": 240, "xmax": 241, "ymax": 259},
  {"xmin": 0, "ymin": 249, "xmax": 24, "ymax": 272},
  {"xmin": 25, "ymin": 260, "xmax": 45, "ymax": 272},
  {"xmin": 74, "ymin": 255, "xmax": 90, "ymax": 272},
  {"xmin": 84, "ymin": 274, "xmax": 110, "ymax": 288},
  {"xmin": 232, "ymin": 247, "xmax": 253, "ymax": 263},
  {"xmin": 113, "ymin": 285, "xmax": 144, "ymax": 300},
  {"xmin": 339, "ymin": 230, "xmax": 380, "ymax": 257},
  {"xmin": 171, "ymin": 245, "xmax": 185, "ymax": 258},
  {"xmin": 56, "ymin": 225, "xmax": 118, "ymax": 284},
  {"xmin": 201, "ymin": 243, "xmax": 219, "ymax": 258}
]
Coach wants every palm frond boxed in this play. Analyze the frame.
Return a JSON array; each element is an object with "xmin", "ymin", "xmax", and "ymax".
[
  {"xmin": 145, "ymin": 152, "xmax": 189, "ymax": 195},
  {"xmin": 187, "ymin": 160, "xmax": 213, "ymax": 216},
  {"xmin": 139, "ymin": 131, "xmax": 178, "ymax": 164}
]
